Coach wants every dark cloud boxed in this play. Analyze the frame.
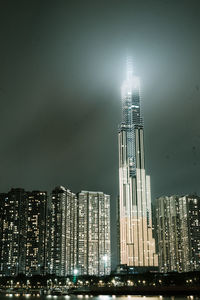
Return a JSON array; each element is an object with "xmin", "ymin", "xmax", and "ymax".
[{"xmin": 0, "ymin": 0, "xmax": 200, "ymax": 266}]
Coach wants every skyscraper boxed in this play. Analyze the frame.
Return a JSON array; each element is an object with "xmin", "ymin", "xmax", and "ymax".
[
  {"xmin": 48, "ymin": 186, "xmax": 78, "ymax": 276},
  {"xmin": 155, "ymin": 194, "xmax": 200, "ymax": 272},
  {"xmin": 118, "ymin": 58, "xmax": 158, "ymax": 269},
  {"xmin": 0, "ymin": 188, "xmax": 47, "ymax": 276},
  {"xmin": 25, "ymin": 191, "xmax": 47, "ymax": 276},
  {"xmin": 0, "ymin": 189, "xmax": 27, "ymax": 276},
  {"xmin": 77, "ymin": 191, "xmax": 111, "ymax": 275},
  {"xmin": 185, "ymin": 195, "xmax": 200, "ymax": 271}
]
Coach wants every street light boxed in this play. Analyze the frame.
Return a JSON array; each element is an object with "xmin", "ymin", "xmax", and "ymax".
[
  {"xmin": 74, "ymin": 269, "xmax": 78, "ymax": 275},
  {"xmin": 73, "ymin": 269, "xmax": 78, "ymax": 284}
]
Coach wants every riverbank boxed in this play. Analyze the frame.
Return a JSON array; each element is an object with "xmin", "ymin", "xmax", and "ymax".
[
  {"xmin": 69, "ymin": 286, "xmax": 200, "ymax": 296},
  {"xmin": 1, "ymin": 285, "xmax": 199, "ymax": 297}
]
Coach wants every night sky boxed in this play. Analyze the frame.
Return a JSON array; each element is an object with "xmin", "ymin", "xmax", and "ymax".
[{"xmin": 1, "ymin": 0, "xmax": 200, "ymax": 265}]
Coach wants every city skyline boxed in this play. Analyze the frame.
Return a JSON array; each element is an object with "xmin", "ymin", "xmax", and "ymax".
[
  {"xmin": 0, "ymin": 185, "xmax": 199, "ymax": 276},
  {"xmin": 0, "ymin": 186, "xmax": 111, "ymax": 276},
  {"xmin": 0, "ymin": 0, "xmax": 200, "ymax": 275},
  {"xmin": 0, "ymin": 1, "xmax": 199, "ymax": 203}
]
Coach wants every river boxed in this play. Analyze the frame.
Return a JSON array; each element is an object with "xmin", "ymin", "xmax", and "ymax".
[{"xmin": 0, "ymin": 295, "xmax": 198, "ymax": 300}]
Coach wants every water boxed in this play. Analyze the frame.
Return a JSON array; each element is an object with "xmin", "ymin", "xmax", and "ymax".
[{"xmin": 0, "ymin": 295, "xmax": 198, "ymax": 300}]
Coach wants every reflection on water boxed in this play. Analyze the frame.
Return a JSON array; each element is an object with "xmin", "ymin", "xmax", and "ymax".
[{"xmin": 0, "ymin": 295, "xmax": 199, "ymax": 300}]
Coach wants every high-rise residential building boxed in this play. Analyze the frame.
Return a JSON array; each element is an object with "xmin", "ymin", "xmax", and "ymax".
[
  {"xmin": 25, "ymin": 191, "xmax": 47, "ymax": 276},
  {"xmin": 48, "ymin": 186, "xmax": 78, "ymax": 276},
  {"xmin": 118, "ymin": 58, "xmax": 158, "ymax": 269},
  {"xmin": 155, "ymin": 194, "xmax": 200, "ymax": 273},
  {"xmin": 0, "ymin": 189, "xmax": 27, "ymax": 276},
  {"xmin": 0, "ymin": 188, "xmax": 47, "ymax": 276},
  {"xmin": 185, "ymin": 195, "xmax": 200, "ymax": 270},
  {"xmin": 77, "ymin": 191, "xmax": 111, "ymax": 276}
]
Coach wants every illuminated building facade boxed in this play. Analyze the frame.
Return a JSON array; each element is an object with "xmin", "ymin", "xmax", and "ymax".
[
  {"xmin": 155, "ymin": 195, "xmax": 200, "ymax": 272},
  {"xmin": 0, "ymin": 188, "xmax": 47, "ymax": 276},
  {"xmin": 48, "ymin": 186, "xmax": 78, "ymax": 276},
  {"xmin": 0, "ymin": 189, "xmax": 27, "ymax": 276},
  {"xmin": 77, "ymin": 191, "xmax": 111, "ymax": 275},
  {"xmin": 25, "ymin": 191, "xmax": 47, "ymax": 275},
  {"xmin": 0, "ymin": 186, "xmax": 111, "ymax": 277},
  {"xmin": 186, "ymin": 195, "xmax": 200, "ymax": 271},
  {"xmin": 118, "ymin": 58, "xmax": 158, "ymax": 269}
]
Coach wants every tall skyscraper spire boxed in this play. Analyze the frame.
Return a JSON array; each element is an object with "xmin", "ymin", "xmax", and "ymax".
[{"xmin": 118, "ymin": 57, "xmax": 158, "ymax": 270}]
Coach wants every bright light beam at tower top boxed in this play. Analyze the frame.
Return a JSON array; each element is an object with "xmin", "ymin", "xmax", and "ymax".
[{"xmin": 126, "ymin": 56, "xmax": 133, "ymax": 81}]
